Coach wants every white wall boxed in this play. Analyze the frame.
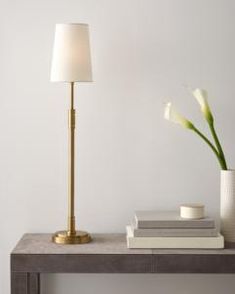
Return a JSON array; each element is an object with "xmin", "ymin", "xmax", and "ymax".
[{"xmin": 1, "ymin": 0, "xmax": 235, "ymax": 293}]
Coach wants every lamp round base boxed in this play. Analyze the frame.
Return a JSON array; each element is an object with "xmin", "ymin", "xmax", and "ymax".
[{"xmin": 52, "ymin": 230, "xmax": 92, "ymax": 244}]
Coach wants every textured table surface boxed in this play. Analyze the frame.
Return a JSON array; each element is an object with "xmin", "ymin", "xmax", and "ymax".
[
  {"xmin": 9, "ymin": 235, "xmax": 235, "ymax": 294},
  {"xmin": 12, "ymin": 233, "xmax": 235, "ymax": 255},
  {"xmin": 11, "ymin": 233, "xmax": 235, "ymax": 276},
  {"xmin": 12, "ymin": 233, "xmax": 150, "ymax": 255}
]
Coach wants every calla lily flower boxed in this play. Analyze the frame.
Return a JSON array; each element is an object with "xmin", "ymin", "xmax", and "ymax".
[
  {"xmin": 164, "ymin": 89, "xmax": 228, "ymax": 170},
  {"xmin": 192, "ymin": 89, "xmax": 213, "ymax": 124},
  {"xmin": 164, "ymin": 103, "xmax": 194, "ymax": 129}
]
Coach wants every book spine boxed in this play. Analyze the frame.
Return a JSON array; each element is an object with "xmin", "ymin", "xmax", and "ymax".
[
  {"xmin": 127, "ymin": 236, "xmax": 224, "ymax": 249},
  {"xmin": 135, "ymin": 216, "xmax": 215, "ymax": 229},
  {"xmin": 132, "ymin": 227, "xmax": 218, "ymax": 237}
]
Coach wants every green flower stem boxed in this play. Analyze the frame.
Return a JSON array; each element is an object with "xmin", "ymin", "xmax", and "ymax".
[
  {"xmin": 192, "ymin": 126, "xmax": 227, "ymax": 170},
  {"xmin": 209, "ymin": 122, "xmax": 227, "ymax": 170}
]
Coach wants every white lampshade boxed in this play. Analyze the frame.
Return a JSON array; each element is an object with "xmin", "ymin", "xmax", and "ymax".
[{"xmin": 50, "ymin": 23, "xmax": 92, "ymax": 82}]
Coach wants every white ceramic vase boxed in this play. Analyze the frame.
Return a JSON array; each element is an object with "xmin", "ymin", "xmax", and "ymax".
[{"xmin": 220, "ymin": 170, "xmax": 235, "ymax": 242}]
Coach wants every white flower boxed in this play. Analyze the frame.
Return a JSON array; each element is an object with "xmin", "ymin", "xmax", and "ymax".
[
  {"xmin": 164, "ymin": 102, "xmax": 194, "ymax": 129},
  {"xmin": 192, "ymin": 89, "xmax": 213, "ymax": 123}
]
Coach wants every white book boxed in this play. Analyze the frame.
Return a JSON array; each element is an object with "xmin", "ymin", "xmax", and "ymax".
[{"xmin": 126, "ymin": 226, "xmax": 224, "ymax": 249}]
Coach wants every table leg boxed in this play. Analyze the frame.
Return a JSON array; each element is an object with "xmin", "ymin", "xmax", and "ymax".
[
  {"xmin": 28, "ymin": 273, "xmax": 40, "ymax": 294},
  {"xmin": 11, "ymin": 272, "xmax": 40, "ymax": 294}
]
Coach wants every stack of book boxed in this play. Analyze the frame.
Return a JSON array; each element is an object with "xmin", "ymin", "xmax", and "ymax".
[{"xmin": 126, "ymin": 211, "xmax": 224, "ymax": 249}]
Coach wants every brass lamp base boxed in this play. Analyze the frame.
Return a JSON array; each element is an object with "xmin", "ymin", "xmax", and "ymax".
[{"xmin": 52, "ymin": 230, "xmax": 92, "ymax": 244}]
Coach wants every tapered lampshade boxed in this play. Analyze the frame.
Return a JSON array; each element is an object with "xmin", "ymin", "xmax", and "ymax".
[{"xmin": 51, "ymin": 23, "xmax": 92, "ymax": 82}]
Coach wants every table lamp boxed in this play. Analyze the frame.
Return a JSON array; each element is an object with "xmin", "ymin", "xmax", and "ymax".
[{"xmin": 50, "ymin": 23, "xmax": 92, "ymax": 244}]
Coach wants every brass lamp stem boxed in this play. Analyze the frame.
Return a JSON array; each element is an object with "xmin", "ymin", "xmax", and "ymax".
[
  {"xmin": 52, "ymin": 82, "xmax": 92, "ymax": 244},
  {"xmin": 68, "ymin": 82, "xmax": 76, "ymax": 236}
]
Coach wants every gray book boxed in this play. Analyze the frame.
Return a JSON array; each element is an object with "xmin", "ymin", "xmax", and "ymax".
[
  {"xmin": 131, "ymin": 221, "xmax": 218, "ymax": 237},
  {"xmin": 135, "ymin": 210, "xmax": 215, "ymax": 229}
]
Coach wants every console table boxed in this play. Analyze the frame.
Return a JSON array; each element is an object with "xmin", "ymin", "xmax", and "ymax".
[{"xmin": 11, "ymin": 233, "xmax": 235, "ymax": 294}]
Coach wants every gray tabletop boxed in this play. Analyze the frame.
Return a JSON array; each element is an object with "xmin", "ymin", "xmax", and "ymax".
[
  {"xmin": 10, "ymin": 233, "xmax": 235, "ymax": 294},
  {"xmin": 12, "ymin": 233, "xmax": 235, "ymax": 255},
  {"xmin": 10, "ymin": 233, "xmax": 235, "ymax": 275}
]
